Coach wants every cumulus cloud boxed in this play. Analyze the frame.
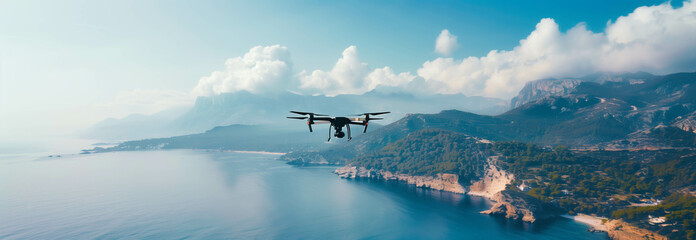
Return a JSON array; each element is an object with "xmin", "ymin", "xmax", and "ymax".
[
  {"xmin": 192, "ymin": 45, "xmax": 295, "ymax": 96},
  {"xmin": 418, "ymin": 1, "xmax": 696, "ymax": 98},
  {"xmin": 299, "ymin": 46, "xmax": 416, "ymax": 96},
  {"xmin": 435, "ymin": 29, "xmax": 459, "ymax": 56},
  {"xmin": 190, "ymin": 1, "xmax": 696, "ymax": 99}
]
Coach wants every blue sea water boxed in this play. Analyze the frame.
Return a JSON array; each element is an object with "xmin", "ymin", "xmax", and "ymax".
[{"xmin": 0, "ymin": 150, "xmax": 607, "ymax": 239}]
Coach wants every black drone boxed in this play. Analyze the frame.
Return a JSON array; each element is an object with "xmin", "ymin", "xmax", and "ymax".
[{"xmin": 287, "ymin": 111, "xmax": 390, "ymax": 141}]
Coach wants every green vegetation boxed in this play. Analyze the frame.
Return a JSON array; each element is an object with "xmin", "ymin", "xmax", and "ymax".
[
  {"xmin": 493, "ymin": 142, "xmax": 696, "ymax": 239},
  {"xmin": 612, "ymin": 194, "xmax": 696, "ymax": 239},
  {"xmin": 346, "ymin": 128, "xmax": 696, "ymax": 238},
  {"xmin": 348, "ymin": 129, "xmax": 490, "ymax": 182},
  {"xmin": 649, "ymin": 126, "xmax": 696, "ymax": 147}
]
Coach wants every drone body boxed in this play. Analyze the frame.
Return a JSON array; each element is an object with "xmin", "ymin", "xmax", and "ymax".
[{"xmin": 287, "ymin": 111, "xmax": 389, "ymax": 141}]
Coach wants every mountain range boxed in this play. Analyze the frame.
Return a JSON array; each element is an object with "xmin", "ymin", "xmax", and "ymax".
[
  {"xmin": 282, "ymin": 71, "xmax": 696, "ymax": 165},
  {"xmin": 82, "ymin": 90, "xmax": 507, "ymax": 141},
  {"xmin": 93, "ymin": 71, "xmax": 696, "ymax": 163}
]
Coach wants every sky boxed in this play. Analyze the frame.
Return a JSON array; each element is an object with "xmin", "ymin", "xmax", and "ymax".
[{"xmin": 1, "ymin": 0, "xmax": 695, "ymax": 139}]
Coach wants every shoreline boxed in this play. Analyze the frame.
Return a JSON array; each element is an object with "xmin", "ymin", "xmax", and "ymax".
[
  {"xmin": 232, "ymin": 150, "xmax": 286, "ymax": 155},
  {"xmin": 561, "ymin": 214, "xmax": 608, "ymax": 232}
]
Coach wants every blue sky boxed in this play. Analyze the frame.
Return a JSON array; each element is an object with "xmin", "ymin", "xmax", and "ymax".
[{"xmin": 1, "ymin": 0, "xmax": 694, "ymax": 137}]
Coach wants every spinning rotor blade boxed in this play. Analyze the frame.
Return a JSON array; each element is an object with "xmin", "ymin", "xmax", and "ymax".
[
  {"xmin": 352, "ymin": 111, "xmax": 390, "ymax": 116},
  {"xmin": 290, "ymin": 111, "xmax": 311, "ymax": 115},
  {"xmin": 287, "ymin": 116, "xmax": 308, "ymax": 119},
  {"xmin": 290, "ymin": 111, "xmax": 328, "ymax": 116}
]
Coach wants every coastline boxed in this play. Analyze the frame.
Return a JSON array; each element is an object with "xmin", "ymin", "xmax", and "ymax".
[
  {"xmin": 561, "ymin": 214, "xmax": 607, "ymax": 232},
  {"xmin": 232, "ymin": 150, "xmax": 286, "ymax": 155},
  {"xmin": 332, "ymin": 164, "xmax": 664, "ymax": 239}
]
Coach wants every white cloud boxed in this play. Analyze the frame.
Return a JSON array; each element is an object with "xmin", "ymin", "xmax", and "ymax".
[
  {"xmin": 299, "ymin": 46, "xmax": 416, "ymax": 96},
  {"xmin": 190, "ymin": 1, "xmax": 696, "ymax": 99},
  {"xmin": 435, "ymin": 29, "xmax": 459, "ymax": 56},
  {"xmin": 418, "ymin": 1, "xmax": 696, "ymax": 98},
  {"xmin": 192, "ymin": 45, "xmax": 295, "ymax": 96}
]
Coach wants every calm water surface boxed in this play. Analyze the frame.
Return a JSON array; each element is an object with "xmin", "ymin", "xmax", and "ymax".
[{"xmin": 0, "ymin": 150, "xmax": 607, "ymax": 239}]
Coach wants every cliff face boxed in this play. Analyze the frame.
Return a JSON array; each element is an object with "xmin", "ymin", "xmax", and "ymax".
[
  {"xmin": 509, "ymin": 78, "xmax": 582, "ymax": 109},
  {"xmin": 334, "ymin": 166, "xmax": 466, "ymax": 194},
  {"xmin": 481, "ymin": 190, "xmax": 563, "ymax": 223},
  {"xmin": 468, "ymin": 156, "xmax": 514, "ymax": 199}
]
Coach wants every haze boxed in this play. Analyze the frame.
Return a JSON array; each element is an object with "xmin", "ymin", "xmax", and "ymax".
[{"xmin": 1, "ymin": 0, "xmax": 695, "ymax": 147}]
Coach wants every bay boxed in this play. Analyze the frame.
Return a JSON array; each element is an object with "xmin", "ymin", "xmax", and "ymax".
[{"xmin": 0, "ymin": 150, "xmax": 606, "ymax": 239}]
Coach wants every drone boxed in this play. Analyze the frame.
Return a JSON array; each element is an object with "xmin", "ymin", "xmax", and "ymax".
[{"xmin": 287, "ymin": 111, "xmax": 390, "ymax": 141}]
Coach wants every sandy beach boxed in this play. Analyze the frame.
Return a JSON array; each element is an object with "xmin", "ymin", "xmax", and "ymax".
[
  {"xmin": 233, "ymin": 150, "xmax": 286, "ymax": 155},
  {"xmin": 561, "ymin": 214, "xmax": 608, "ymax": 232}
]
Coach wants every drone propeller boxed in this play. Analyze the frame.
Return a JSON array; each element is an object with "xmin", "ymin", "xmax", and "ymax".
[
  {"xmin": 351, "ymin": 111, "xmax": 390, "ymax": 116},
  {"xmin": 351, "ymin": 112, "xmax": 390, "ymax": 133},
  {"xmin": 290, "ymin": 111, "xmax": 328, "ymax": 116},
  {"xmin": 288, "ymin": 111, "xmax": 328, "ymax": 132}
]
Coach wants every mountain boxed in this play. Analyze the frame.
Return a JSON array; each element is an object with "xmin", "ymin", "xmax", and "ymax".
[
  {"xmin": 87, "ymin": 124, "xmax": 345, "ymax": 153},
  {"xmin": 510, "ymin": 78, "xmax": 583, "ymax": 108},
  {"xmin": 283, "ymin": 71, "xmax": 696, "ymax": 165},
  {"xmin": 84, "ymin": 90, "xmax": 507, "ymax": 141},
  {"xmin": 79, "ymin": 107, "xmax": 188, "ymax": 140},
  {"xmin": 509, "ymin": 72, "xmax": 655, "ymax": 108}
]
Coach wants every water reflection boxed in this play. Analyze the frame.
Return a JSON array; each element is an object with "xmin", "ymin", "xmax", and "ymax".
[{"xmin": 0, "ymin": 151, "xmax": 606, "ymax": 240}]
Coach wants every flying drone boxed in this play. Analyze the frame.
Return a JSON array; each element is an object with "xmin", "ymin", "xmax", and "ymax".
[{"xmin": 287, "ymin": 111, "xmax": 390, "ymax": 141}]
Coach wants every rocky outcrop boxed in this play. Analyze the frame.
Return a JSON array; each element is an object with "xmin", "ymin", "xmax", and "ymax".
[
  {"xmin": 672, "ymin": 111, "xmax": 696, "ymax": 133},
  {"xmin": 334, "ymin": 166, "xmax": 466, "ymax": 194},
  {"xmin": 605, "ymin": 220, "xmax": 667, "ymax": 240},
  {"xmin": 510, "ymin": 78, "xmax": 582, "ymax": 108},
  {"xmin": 481, "ymin": 190, "xmax": 563, "ymax": 223},
  {"xmin": 468, "ymin": 156, "xmax": 514, "ymax": 199}
]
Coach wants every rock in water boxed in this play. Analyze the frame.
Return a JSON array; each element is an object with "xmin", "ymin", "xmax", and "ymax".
[{"xmin": 481, "ymin": 190, "xmax": 562, "ymax": 223}]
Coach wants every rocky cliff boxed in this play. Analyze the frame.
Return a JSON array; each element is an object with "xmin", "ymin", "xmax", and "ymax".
[
  {"xmin": 334, "ymin": 166, "xmax": 466, "ymax": 194},
  {"xmin": 509, "ymin": 78, "xmax": 582, "ymax": 109},
  {"xmin": 468, "ymin": 156, "xmax": 514, "ymax": 199},
  {"xmin": 481, "ymin": 190, "xmax": 563, "ymax": 223}
]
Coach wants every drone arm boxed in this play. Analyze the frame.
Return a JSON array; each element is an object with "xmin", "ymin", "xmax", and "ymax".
[{"xmin": 327, "ymin": 123, "xmax": 332, "ymax": 142}]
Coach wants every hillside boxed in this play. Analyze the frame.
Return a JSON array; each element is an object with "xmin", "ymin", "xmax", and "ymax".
[
  {"xmin": 348, "ymin": 129, "xmax": 490, "ymax": 182},
  {"xmin": 283, "ymin": 72, "xmax": 696, "ymax": 165},
  {"xmin": 336, "ymin": 127, "xmax": 696, "ymax": 238}
]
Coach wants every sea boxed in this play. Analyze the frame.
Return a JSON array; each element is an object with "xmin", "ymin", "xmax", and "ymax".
[{"xmin": 0, "ymin": 144, "xmax": 608, "ymax": 239}]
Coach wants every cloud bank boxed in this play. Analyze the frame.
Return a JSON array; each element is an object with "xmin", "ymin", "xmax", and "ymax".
[
  {"xmin": 193, "ymin": 1, "xmax": 696, "ymax": 99},
  {"xmin": 419, "ymin": 1, "xmax": 696, "ymax": 98},
  {"xmin": 299, "ymin": 46, "xmax": 416, "ymax": 96},
  {"xmin": 435, "ymin": 29, "xmax": 459, "ymax": 56},
  {"xmin": 192, "ymin": 45, "xmax": 295, "ymax": 96}
]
